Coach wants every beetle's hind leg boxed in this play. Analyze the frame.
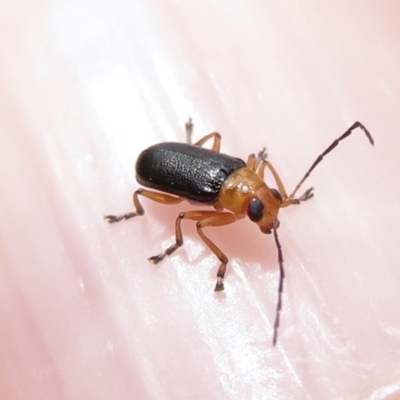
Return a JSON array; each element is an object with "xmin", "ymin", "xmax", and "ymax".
[
  {"xmin": 104, "ymin": 189, "xmax": 183, "ymax": 223},
  {"xmin": 185, "ymin": 118, "xmax": 194, "ymax": 144},
  {"xmin": 185, "ymin": 118, "xmax": 221, "ymax": 152}
]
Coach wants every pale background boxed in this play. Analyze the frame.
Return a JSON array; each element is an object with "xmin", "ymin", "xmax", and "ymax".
[{"xmin": 1, "ymin": 1, "xmax": 400, "ymax": 399}]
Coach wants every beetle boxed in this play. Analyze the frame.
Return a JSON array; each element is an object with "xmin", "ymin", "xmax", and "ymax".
[{"xmin": 105, "ymin": 119, "xmax": 374, "ymax": 345}]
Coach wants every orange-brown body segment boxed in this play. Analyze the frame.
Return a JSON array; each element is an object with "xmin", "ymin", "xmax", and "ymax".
[{"xmin": 216, "ymin": 166, "xmax": 281, "ymax": 233}]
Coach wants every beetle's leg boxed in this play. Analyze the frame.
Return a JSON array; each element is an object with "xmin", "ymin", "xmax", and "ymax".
[
  {"xmin": 247, "ymin": 148, "xmax": 268, "ymax": 171},
  {"xmin": 256, "ymin": 160, "xmax": 314, "ymax": 207},
  {"xmin": 148, "ymin": 210, "xmax": 222, "ymax": 264},
  {"xmin": 149, "ymin": 210, "xmax": 240, "ymax": 291},
  {"xmin": 256, "ymin": 147, "xmax": 268, "ymax": 169},
  {"xmin": 246, "ymin": 153, "xmax": 256, "ymax": 170},
  {"xmin": 196, "ymin": 212, "xmax": 239, "ymax": 292},
  {"xmin": 104, "ymin": 189, "xmax": 183, "ymax": 223},
  {"xmin": 185, "ymin": 118, "xmax": 194, "ymax": 144},
  {"xmin": 292, "ymin": 187, "xmax": 314, "ymax": 203},
  {"xmin": 185, "ymin": 118, "xmax": 221, "ymax": 152},
  {"xmin": 193, "ymin": 132, "xmax": 221, "ymax": 152}
]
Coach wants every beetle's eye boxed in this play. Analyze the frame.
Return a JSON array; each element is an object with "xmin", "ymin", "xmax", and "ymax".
[
  {"xmin": 270, "ymin": 188, "xmax": 282, "ymax": 203},
  {"xmin": 248, "ymin": 198, "xmax": 264, "ymax": 222}
]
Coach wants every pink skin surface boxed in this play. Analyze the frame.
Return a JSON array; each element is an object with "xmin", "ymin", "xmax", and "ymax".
[{"xmin": 1, "ymin": 1, "xmax": 400, "ymax": 399}]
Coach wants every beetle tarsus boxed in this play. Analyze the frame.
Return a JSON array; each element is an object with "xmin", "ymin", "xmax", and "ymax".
[
  {"xmin": 104, "ymin": 212, "xmax": 139, "ymax": 223},
  {"xmin": 256, "ymin": 147, "xmax": 268, "ymax": 167},
  {"xmin": 148, "ymin": 241, "xmax": 182, "ymax": 264},
  {"xmin": 148, "ymin": 254, "xmax": 166, "ymax": 264},
  {"xmin": 289, "ymin": 187, "xmax": 315, "ymax": 205},
  {"xmin": 185, "ymin": 118, "xmax": 194, "ymax": 144},
  {"xmin": 214, "ymin": 278, "xmax": 224, "ymax": 292},
  {"xmin": 298, "ymin": 187, "xmax": 314, "ymax": 202}
]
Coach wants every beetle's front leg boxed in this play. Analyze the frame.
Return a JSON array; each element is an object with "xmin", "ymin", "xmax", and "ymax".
[
  {"xmin": 286, "ymin": 187, "xmax": 314, "ymax": 205},
  {"xmin": 254, "ymin": 159, "xmax": 313, "ymax": 207}
]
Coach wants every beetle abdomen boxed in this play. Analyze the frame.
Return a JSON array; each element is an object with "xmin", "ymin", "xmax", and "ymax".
[{"xmin": 136, "ymin": 142, "xmax": 246, "ymax": 203}]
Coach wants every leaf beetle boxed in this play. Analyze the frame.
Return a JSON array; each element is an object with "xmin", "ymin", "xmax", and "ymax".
[{"xmin": 105, "ymin": 119, "xmax": 374, "ymax": 345}]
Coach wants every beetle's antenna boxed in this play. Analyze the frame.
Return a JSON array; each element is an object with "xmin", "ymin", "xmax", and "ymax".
[
  {"xmin": 272, "ymin": 227, "xmax": 284, "ymax": 346},
  {"xmin": 289, "ymin": 121, "xmax": 374, "ymax": 199}
]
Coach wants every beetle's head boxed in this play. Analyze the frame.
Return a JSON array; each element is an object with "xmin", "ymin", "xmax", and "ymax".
[{"xmin": 247, "ymin": 187, "xmax": 282, "ymax": 234}]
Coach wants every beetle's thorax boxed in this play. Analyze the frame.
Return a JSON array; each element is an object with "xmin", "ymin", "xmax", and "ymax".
[{"xmin": 217, "ymin": 167, "xmax": 280, "ymax": 229}]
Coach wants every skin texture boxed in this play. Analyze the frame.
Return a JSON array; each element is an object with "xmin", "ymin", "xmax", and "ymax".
[{"xmin": 1, "ymin": 1, "xmax": 400, "ymax": 399}]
